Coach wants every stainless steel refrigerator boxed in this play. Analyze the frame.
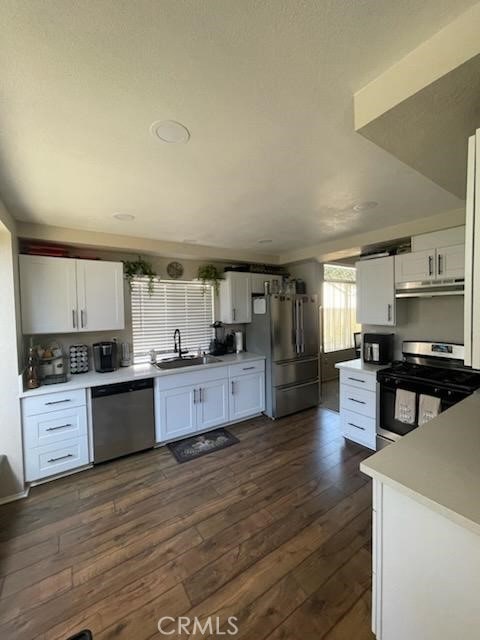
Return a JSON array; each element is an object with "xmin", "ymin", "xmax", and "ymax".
[{"xmin": 246, "ymin": 294, "xmax": 320, "ymax": 418}]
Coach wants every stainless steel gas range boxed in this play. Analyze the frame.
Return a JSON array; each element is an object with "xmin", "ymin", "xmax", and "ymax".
[{"xmin": 376, "ymin": 341, "xmax": 480, "ymax": 449}]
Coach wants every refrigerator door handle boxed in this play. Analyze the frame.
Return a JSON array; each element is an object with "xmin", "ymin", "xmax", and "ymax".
[
  {"xmin": 295, "ymin": 299, "xmax": 301, "ymax": 354},
  {"xmin": 299, "ymin": 299, "xmax": 305, "ymax": 353},
  {"xmin": 292, "ymin": 299, "xmax": 298, "ymax": 353}
]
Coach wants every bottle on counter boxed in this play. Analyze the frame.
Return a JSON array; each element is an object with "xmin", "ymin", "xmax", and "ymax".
[{"xmin": 25, "ymin": 346, "xmax": 40, "ymax": 389}]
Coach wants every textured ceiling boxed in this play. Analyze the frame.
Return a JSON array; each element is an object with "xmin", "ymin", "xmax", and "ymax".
[{"xmin": 0, "ymin": 0, "xmax": 474, "ymax": 254}]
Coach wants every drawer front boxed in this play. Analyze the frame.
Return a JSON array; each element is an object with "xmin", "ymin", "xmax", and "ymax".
[
  {"xmin": 340, "ymin": 369, "xmax": 376, "ymax": 392},
  {"xmin": 274, "ymin": 380, "xmax": 319, "ymax": 418},
  {"xmin": 24, "ymin": 406, "xmax": 87, "ymax": 449},
  {"xmin": 340, "ymin": 384, "xmax": 376, "ymax": 418},
  {"xmin": 228, "ymin": 360, "xmax": 265, "ymax": 378},
  {"xmin": 341, "ymin": 409, "xmax": 376, "ymax": 449},
  {"xmin": 25, "ymin": 437, "xmax": 89, "ymax": 482},
  {"xmin": 273, "ymin": 358, "xmax": 318, "ymax": 387},
  {"xmin": 22, "ymin": 388, "xmax": 86, "ymax": 417}
]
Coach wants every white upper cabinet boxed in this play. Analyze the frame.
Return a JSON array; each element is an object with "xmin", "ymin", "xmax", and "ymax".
[
  {"xmin": 19, "ymin": 255, "xmax": 125, "ymax": 335},
  {"xmin": 437, "ymin": 244, "xmax": 465, "ymax": 280},
  {"xmin": 20, "ymin": 256, "xmax": 78, "ymax": 335},
  {"xmin": 356, "ymin": 256, "xmax": 395, "ymax": 326},
  {"xmin": 397, "ymin": 227, "xmax": 466, "ymax": 285},
  {"xmin": 395, "ymin": 249, "xmax": 434, "ymax": 283},
  {"xmin": 412, "ymin": 226, "xmax": 465, "ymax": 251},
  {"xmin": 76, "ymin": 260, "xmax": 124, "ymax": 331},
  {"xmin": 219, "ymin": 272, "xmax": 252, "ymax": 324}
]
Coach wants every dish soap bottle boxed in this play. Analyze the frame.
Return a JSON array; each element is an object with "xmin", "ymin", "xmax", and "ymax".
[{"xmin": 25, "ymin": 346, "xmax": 40, "ymax": 389}]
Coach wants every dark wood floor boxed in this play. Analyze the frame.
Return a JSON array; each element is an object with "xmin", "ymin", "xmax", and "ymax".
[{"xmin": 0, "ymin": 408, "xmax": 375, "ymax": 640}]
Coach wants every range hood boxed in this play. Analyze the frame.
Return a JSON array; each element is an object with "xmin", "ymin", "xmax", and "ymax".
[{"xmin": 395, "ymin": 279, "xmax": 464, "ymax": 298}]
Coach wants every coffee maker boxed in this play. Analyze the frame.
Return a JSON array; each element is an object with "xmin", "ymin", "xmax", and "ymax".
[
  {"xmin": 363, "ymin": 333, "xmax": 394, "ymax": 365},
  {"xmin": 93, "ymin": 341, "xmax": 118, "ymax": 372}
]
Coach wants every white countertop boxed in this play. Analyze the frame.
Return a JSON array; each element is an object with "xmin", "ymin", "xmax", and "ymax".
[
  {"xmin": 335, "ymin": 358, "xmax": 389, "ymax": 375},
  {"xmin": 19, "ymin": 352, "xmax": 265, "ymax": 398},
  {"xmin": 361, "ymin": 392, "xmax": 480, "ymax": 536}
]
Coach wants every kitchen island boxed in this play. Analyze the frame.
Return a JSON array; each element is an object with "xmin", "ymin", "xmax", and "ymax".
[{"xmin": 361, "ymin": 392, "xmax": 480, "ymax": 639}]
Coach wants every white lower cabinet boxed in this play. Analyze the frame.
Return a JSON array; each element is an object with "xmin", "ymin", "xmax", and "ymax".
[
  {"xmin": 229, "ymin": 372, "xmax": 265, "ymax": 422},
  {"xmin": 156, "ymin": 377, "xmax": 229, "ymax": 441},
  {"xmin": 22, "ymin": 389, "xmax": 89, "ymax": 482},
  {"xmin": 337, "ymin": 364, "xmax": 379, "ymax": 450},
  {"xmin": 25, "ymin": 437, "xmax": 89, "ymax": 483},
  {"xmin": 196, "ymin": 378, "xmax": 229, "ymax": 430},
  {"xmin": 155, "ymin": 360, "xmax": 265, "ymax": 443},
  {"xmin": 370, "ymin": 479, "xmax": 480, "ymax": 639},
  {"xmin": 156, "ymin": 386, "xmax": 198, "ymax": 440}
]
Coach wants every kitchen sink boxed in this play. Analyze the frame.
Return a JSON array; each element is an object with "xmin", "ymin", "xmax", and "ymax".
[{"xmin": 154, "ymin": 355, "xmax": 222, "ymax": 370}]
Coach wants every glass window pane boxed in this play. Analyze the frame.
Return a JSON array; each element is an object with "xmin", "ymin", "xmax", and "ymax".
[{"xmin": 323, "ymin": 277, "xmax": 360, "ymax": 353}]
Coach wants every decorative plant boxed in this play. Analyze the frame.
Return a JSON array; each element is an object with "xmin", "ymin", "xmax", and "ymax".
[
  {"xmin": 197, "ymin": 264, "xmax": 222, "ymax": 295},
  {"xmin": 123, "ymin": 256, "xmax": 157, "ymax": 295}
]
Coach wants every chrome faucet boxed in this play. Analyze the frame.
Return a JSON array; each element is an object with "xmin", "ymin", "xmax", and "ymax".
[{"xmin": 173, "ymin": 329, "xmax": 188, "ymax": 358}]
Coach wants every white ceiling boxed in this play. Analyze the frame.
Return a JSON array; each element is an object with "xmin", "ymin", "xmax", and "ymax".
[{"xmin": 0, "ymin": 0, "xmax": 474, "ymax": 254}]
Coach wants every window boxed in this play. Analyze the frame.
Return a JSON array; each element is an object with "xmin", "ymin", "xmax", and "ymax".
[
  {"xmin": 131, "ymin": 278, "xmax": 214, "ymax": 363},
  {"xmin": 323, "ymin": 264, "xmax": 360, "ymax": 353}
]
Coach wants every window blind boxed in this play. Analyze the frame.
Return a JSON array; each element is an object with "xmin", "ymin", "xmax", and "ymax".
[{"xmin": 131, "ymin": 278, "xmax": 214, "ymax": 363}]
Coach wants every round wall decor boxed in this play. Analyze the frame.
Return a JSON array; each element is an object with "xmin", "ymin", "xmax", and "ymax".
[{"xmin": 167, "ymin": 261, "xmax": 184, "ymax": 279}]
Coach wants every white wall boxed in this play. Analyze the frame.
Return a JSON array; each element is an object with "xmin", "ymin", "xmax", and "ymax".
[
  {"xmin": 363, "ymin": 296, "xmax": 464, "ymax": 359},
  {"xmin": 0, "ymin": 202, "xmax": 24, "ymax": 499},
  {"xmin": 286, "ymin": 260, "xmax": 323, "ymax": 299}
]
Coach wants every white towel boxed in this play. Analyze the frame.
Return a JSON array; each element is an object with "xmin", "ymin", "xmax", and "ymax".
[
  {"xmin": 394, "ymin": 389, "xmax": 416, "ymax": 424},
  {"xmin": 418, "ymin": 394, "xmax": 441, "ymax": 426}
]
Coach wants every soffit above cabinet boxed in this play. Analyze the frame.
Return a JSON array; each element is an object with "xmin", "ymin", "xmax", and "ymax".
[{"xmin": 355, "ymin": 5, "xmax": 480, "ymax": 199}]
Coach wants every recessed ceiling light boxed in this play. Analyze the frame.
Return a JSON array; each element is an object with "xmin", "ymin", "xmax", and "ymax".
[
  {"xmin": 353, "ymin": 201, "xmax": 378, "ymax": 212},
  {"xmin": 258, "ymin": 239, "xmax": 273, "ymax": 244},
  {"xmin": 150, "ymin": 120, "xmax": 190, "ymax": 144},
  {"xmin": 113, "ymin": 213, "xmax": 135, "ymax": 221}
]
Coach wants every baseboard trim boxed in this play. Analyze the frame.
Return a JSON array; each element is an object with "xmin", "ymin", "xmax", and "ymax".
[{"xmin": 0, "ymin": 487, "xmax": 30, "ymax": 505}]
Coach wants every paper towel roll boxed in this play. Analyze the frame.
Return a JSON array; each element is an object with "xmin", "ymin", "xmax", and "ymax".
[{"xmin": 235, "ymin": 331, "xmax": 244, "ymax": 353}]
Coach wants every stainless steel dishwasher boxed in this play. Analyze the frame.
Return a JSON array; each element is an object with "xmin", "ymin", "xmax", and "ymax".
[{"xmin": 92, "ymin": 378, "xmax": 155, "ymax": 463}]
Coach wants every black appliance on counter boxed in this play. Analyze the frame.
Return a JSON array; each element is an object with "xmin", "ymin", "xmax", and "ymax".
[
  {"xmin": 93, "ymin": 341, "xmax": 118, "ymax": 373},
  {"xmin": 363, "ymin": 333, "xmax": 394, "ymax": 365},
  {"xmin": 377, "ymin": 341, "xmax": 480, "ymax": 449},
  {"xmin": 209, "ymin": 322, "xmax": 228, "ymax": 356}
]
